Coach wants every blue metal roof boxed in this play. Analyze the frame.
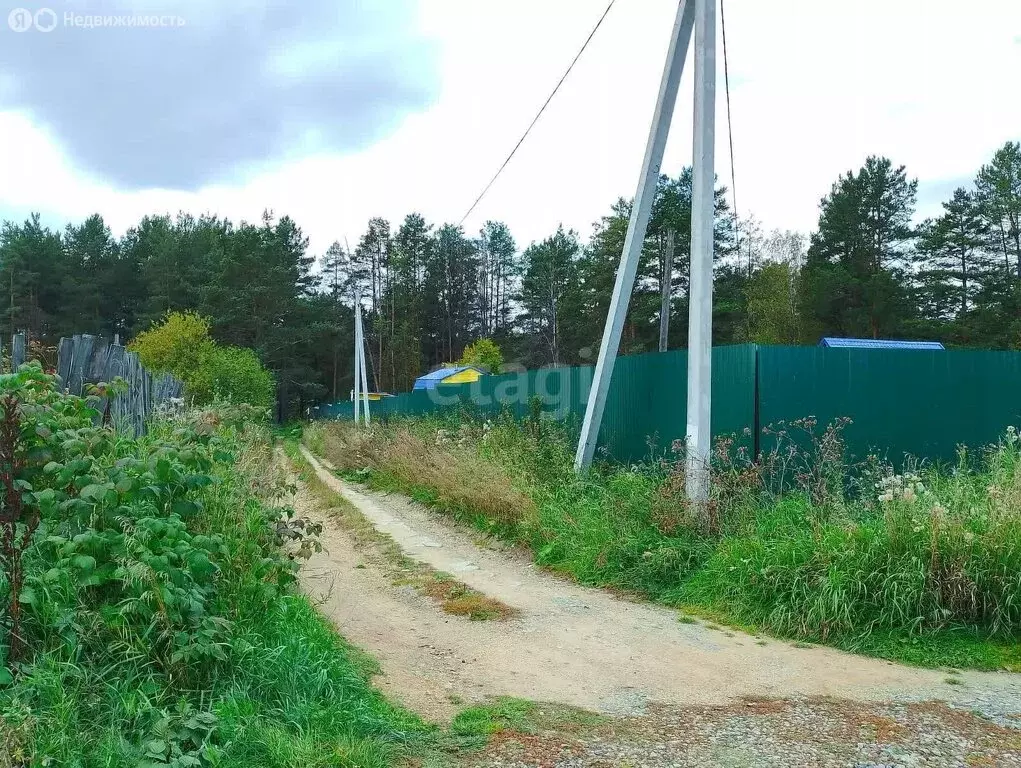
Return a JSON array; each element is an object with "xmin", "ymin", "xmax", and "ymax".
[
  {"xmin": 819, "ymin": 337, "xmax": 945, "ymax": 350},
  {"xmin": 412, "ymin": 366, "xmax": 478, "ymax": 390}
]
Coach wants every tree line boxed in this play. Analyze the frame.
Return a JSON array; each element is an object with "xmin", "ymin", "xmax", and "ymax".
[
  {"xmin": 1, "ymin": 140, "xmax": 1017, "ymax": 411},
  {"xmin": 799, "ymin": 142, "xmax": 1021, "ymax": 346}
]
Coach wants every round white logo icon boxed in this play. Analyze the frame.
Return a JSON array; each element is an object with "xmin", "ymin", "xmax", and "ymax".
[
  {"xmin": 34, "ymin": 8, "xmax": 57, "ymax": 32},
  {"xmin": 8, "ymin": 8, "xmax": 34, "ymax": 31},
  {"xmin": 7, "ymin": 7, "xmax": 57, "ymax": 31}
]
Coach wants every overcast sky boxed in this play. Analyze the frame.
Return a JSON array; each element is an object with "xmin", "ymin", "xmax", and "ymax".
[{"xmin": 1, "ymin": 0, "xmax": 1019, "ymax": 256}]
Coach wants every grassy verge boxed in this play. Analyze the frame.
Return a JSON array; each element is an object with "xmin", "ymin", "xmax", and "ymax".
[
  {"xmin": 282, "ymin": 441, "xmax": 515, "ymax": 622},
  {"xmin": 306, "ymin": 414, "xmax": 1021, "ymax": 671}
]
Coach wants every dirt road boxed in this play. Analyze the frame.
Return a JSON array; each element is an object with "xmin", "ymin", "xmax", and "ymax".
[{"xmin": 295, "ymin": 446, "xmax": 1021, "ymax": 766}]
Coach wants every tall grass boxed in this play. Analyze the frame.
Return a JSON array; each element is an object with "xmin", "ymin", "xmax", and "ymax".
[
  {"xmin": 316, "ymin": 418, "xmax": 536, "ymax": 537},
  {"xmin": 310, "ymin": 413, "xmax": 1021, "ymax": 669}
]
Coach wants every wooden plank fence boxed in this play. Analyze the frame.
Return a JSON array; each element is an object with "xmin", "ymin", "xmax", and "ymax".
[
  {"xmin": 11, "ymin": 332, "xmax": 26, "ymax": 369},
  {"xmin": 53, "ymin": 334, "xmax": 184, "ymax": 436}
]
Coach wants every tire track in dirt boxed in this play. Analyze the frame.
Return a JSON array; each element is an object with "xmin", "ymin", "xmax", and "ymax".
[{"xmin": 296, "ymin": 445, "xmax": 1021, "ymax": 725}]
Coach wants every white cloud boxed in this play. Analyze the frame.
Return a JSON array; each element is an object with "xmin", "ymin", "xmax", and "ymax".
[{"xmin": 1, "ymin": 0, "xmax": 1019, "ymax": 253}]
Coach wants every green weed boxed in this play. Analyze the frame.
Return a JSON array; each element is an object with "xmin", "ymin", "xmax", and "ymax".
[
  {"xmin": 0, "ymin": 366, "xmax": 433, "ymax": 765},
  {"xmin": 444, "ymin": 697, "xmax": 604, "ymax": 752}
]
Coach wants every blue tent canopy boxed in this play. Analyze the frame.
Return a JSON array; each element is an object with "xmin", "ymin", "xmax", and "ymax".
[
  {"xmin": 412, "ymin": 366, "xmax": 479, "ymax": 390},
  {"xmin": 819, "ymin": 337, "xmax": 945, "ymax": 351}
]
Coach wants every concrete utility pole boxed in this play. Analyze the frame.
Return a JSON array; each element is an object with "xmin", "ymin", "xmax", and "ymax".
[
  {"xmin": 354, "ymin": 295, "xmax": 371, "ymax": 426},
  {"xmin": 576, "ymin": 0, "xmax": 717, "ymax": 507},
  {"xmin": 353, "ymin": 293, "xmax": 362, "ymax": 426},
  {"xmin": 685, "ymin": 0, "xmax": 717, "ymax": 503},
  {"xmin": 574, "ymin": 0, "xmax": 696, "ymax": 471},
  {"xmin": 658, "ymin": 229, "xmax": 676, "ymax": 353}
]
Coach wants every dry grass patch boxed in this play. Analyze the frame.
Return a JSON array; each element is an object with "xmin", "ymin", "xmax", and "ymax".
[
  {"xmin": 858, "ymin": 713, "xmax": 908, "ymax": 743},
  {"xmin": 385, "ymin": 429, "xmax": 533, "ymax": 527},
  {"xmin": 0, "ymin": 714, "xmax": 33, "ymax": 768},
  {"xmin": 318, "ymin": 422, "xmax": 536, "ymax": 530},
  {"xmin": 421, "ymin": 576, "xmax": 517, "ymax": 621}
]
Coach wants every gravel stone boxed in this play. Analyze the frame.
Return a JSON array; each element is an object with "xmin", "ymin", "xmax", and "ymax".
[{"xmin": 462, "ymin": 697, "xmax": 1021, "ymax": 768}]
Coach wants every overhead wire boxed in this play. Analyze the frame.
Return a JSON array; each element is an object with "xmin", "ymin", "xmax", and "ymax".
[
  {"xmin": 720, "ymin": 0, "xmax": 743, "ymax": 272},
  {"xmin": 458, "ymin": 0, "xmax": 617, "ymax": 227}
]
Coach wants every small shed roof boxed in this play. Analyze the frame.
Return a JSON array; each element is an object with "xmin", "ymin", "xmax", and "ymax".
[
  {"xmin": 819, "ymin": 337, "xmax": 945, "ymax": 351},
  {"xmin": 412, "ymin": 365, "xmax": 483, "ymax": 390}
]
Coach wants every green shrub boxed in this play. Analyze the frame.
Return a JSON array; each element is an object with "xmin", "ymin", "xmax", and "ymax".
[
  {"xmin": 458, "ymin": 338, "xmax": 503, "ymax": 374},
  {"xmin": 190, "ymin": 346, "xmax": 276, "ymax": 411},
  {"xmin": 129, "ymin": 310, "xmax": 212, "ymax": 377},
  {"xmin": 130, "ymin": 311, "xmax": 275, "ymax": 410},
  {"xmin": 0, "ymin": 364, "xmax": 430, "ymax": 765}
]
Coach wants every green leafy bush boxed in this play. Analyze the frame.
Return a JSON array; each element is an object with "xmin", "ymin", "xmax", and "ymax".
[
  {"xmin": 0, "ymin": 364, "xmax": 430, "ymax": 765},
  {"xmin": 130, "ymin": 312, "xmax": 275, "ymax": 410},
  {"xmin": 188, "ymin": 346, "xmax": 275, "ymax": 412},
  {"xmin": 458, "ymin": 338, "xmax": 503, "ymax": 374},
  {"xmin": 128, "ymin": 311, "xmax": 212, "ymax": 379}
]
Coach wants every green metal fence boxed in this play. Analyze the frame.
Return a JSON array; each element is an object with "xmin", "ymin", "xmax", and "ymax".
[
  {"xmin": 758, "ymin": 346, "xmax": 1021, "ymax": 465},
  {"xmin": 312, "ymin": 345, "xmax": 757, "ymax": 464},
  {"xmin": 313, "ymin": 344, "xmax": 1021, "ymax": 466}
]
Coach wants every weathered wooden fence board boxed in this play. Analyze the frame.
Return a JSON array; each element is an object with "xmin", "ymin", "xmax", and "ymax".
[
  {"xmin": 56, "ymin": 337, "xmax": 73, "ymax": 381},
  {"xmin": 55, "ymin": 334, "xmax": 184, "ymax": 436},
  {"xmin": 11, "ymin": 332, "xmax": 26, "ymax": 369}
]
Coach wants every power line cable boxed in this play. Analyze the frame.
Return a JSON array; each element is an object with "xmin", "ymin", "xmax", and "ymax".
[
  {"xmin": 720, "ymin": 0, "xmax": 743, "ymax": 271},
  {"xmin": 458, "ymin": 0, "xmax": 617, "ymax": 227}
]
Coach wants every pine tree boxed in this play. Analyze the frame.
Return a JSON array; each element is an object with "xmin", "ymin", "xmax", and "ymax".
[
  {"xmin": 321, "ymin": 241, "xmax": 351, "ymax": 399},
  {"xmin": 975, "ymin": 141, "xmax": 1021, "ymax": 282},
  {"xmin": 916, "ymin": 188, "xmax": 989, "ymax": 320},
  {"xmin": 581, "ymin": 169, "xmax": 735, "ymax": 355},
  {"xmin": 389, "ymin": 214, "xmax": 433, "ymax": 388},
  {"xmin": 352, "ymin": 218, "xmax": 391, "ymax": 389},
  {"xmin": 519, "ymin": 226, "xmax": 581, "ymax": 367},
  {"xmin": 799, "ymin": 156, "xmax": 918, "ymax": 339},
  {"xmin": 0, "ymin": 214, "xmax": 65, "ymax": 341},
  {"xmin": 62, "ymin": 214, "xmax": 123, "ymax": 336},
  {"xmin": 422, "ymin": 225, "xmax": 479, "ymax": 366},
  {"xmin": 476, "ymin": 221, "xmax": 518, "ymax": 338}
]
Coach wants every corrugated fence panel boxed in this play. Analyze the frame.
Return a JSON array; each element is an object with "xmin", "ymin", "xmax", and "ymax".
[
  {"xmin": 311, "ymin": 345, "xmax": 758, "ymax": 465},
  {"xmin": 712, "ymin": 343, "xmax": 758, "ymax": 444},
  {"xmin": 313, "ymin": 344, "xmax": 1021, "ymax": 466},
  {"xmin": 757, "ymin": 346, "xmax": 1021, "ymax": 464},
  {"xmin": 600, "ymin": 350, "xmax": 679, "ymax": 463},
  {"xmin": 598, "ymin": 345, "xmax": 757, "ymax": 463}
]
